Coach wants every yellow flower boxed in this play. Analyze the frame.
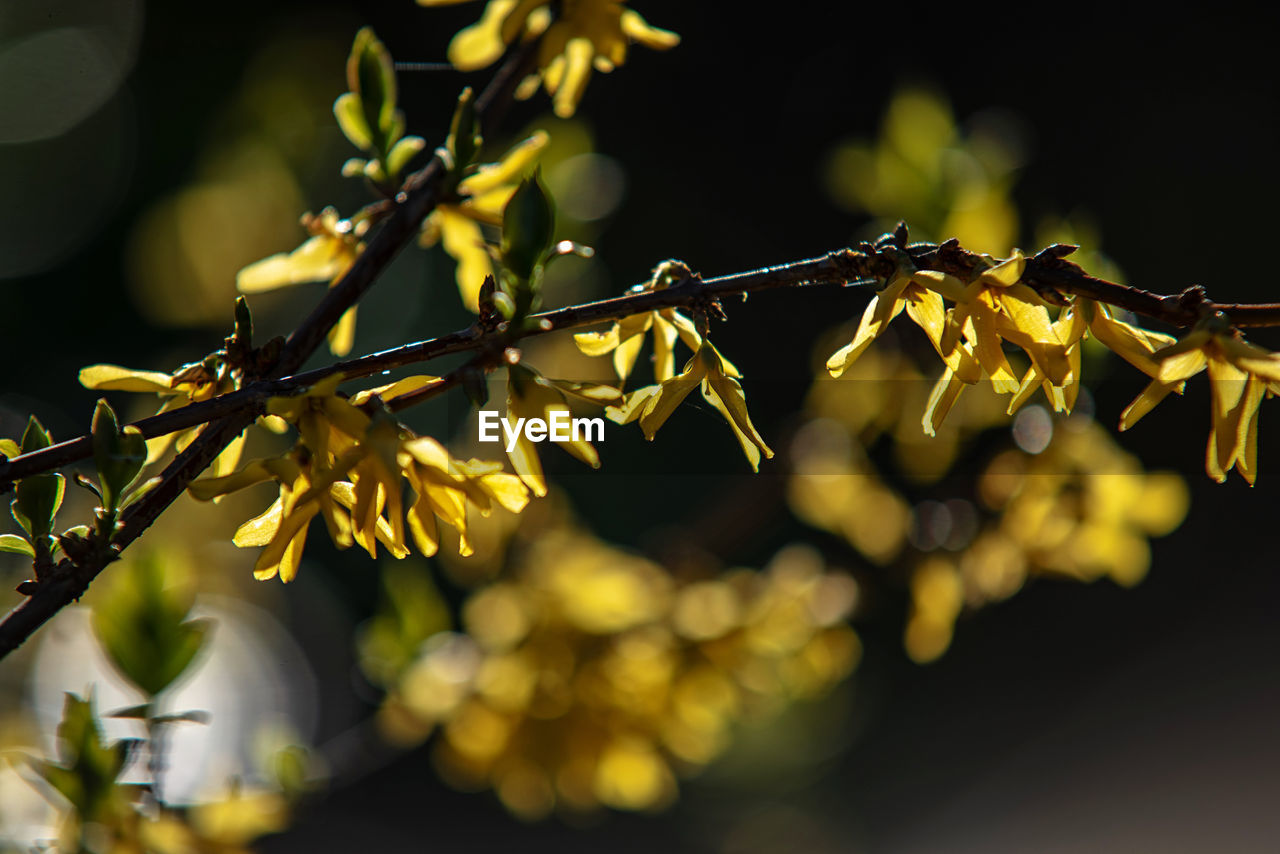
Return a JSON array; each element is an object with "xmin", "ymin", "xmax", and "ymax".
[
  {"xmin": 611, "ymin": 339, "xmax": 774, "ymax": 471},
  {"xmin": 237, "ymin": 208, "xmax": 367, "ymax": 356},
  {"xmin": 421, "ymin": 0, "xmax": 679, "ymax": 118},
  {"xmin": 826, "ymin": 257, "xmax": 980, "ymax": 384},
  {"xmin": 504, "ymin": 364, "xmax": 619, "ymax": 496},
  {"xmin": 401, "ymin": 436, "xmax": 529, "ymax": 557},
  {"xmin": 937, "ymin": 250, "xmax": 1071, "ymax": 395},
  {"xmin": 79, "ymin": 357, "xmax": 245, "ymax": 477},
  {"xmin": 1007, "ymin": 301, "xmax": 1088, "ymax": 415},
  {"xmin": 1124, "ymin": 323, "xmax": 1280, "ymax": 484},
  {"xmin": 420, "ymin": 132, "xmax": 548, "ymax": 312}
]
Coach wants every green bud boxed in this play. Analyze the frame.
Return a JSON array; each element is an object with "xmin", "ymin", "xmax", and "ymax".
[
  {"xmin": 446, "ymin": 87, "xmax": 481, "ymax": 169},
  {"xmin": 501, "ymin": 168, "xmax": 556, "ymax": 284},
  {"xmin": 92, "ymin": 400, "xmax": 146, "ymax": 512}
]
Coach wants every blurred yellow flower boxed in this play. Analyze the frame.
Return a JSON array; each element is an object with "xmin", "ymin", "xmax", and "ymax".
[
  {"xmin": 420, "ymin": 0, "xmax": 679, "ymax": 118},
  {"xmin": 237, "ymin": 207, "xmax": 367, "ymax": 355},
  {"xmin": 420, "ymin": 131, "xmax": 549, "ymax": 312}
]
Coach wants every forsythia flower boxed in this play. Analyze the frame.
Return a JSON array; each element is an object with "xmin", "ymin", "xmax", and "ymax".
[
  {"xmin": 420, "ymin": 0, "xmax": 679, "ymax": 118},
  {"xmin": 827, "ymin": 256, "xmax": 980, "ymax": 385},
  {"xmin": 402, "ymin": 435, "xmax": 530, "ymax": 557},
  {"xmin": 937, "ymin": 250, "xmax": 1071, "ymax": 395},
  {"xmin": 573, "ymin": 260, "xmax": 705, "ymax": 382},
  {"xmin": 505, "ymin": 364, "xmax": 619, "ymax": 497},
  {"xmin": 378, "ymin": 527, "xmax": 858, "ymax": 819},
  {"xmin": 610, "ymin": 339, "xmax": 774, "ymax": 472},
  {"xmin": 79, "ymin": 357, "xmax": 244, "ymax": 476},
  {"xmin": 420, "ymin": 132, "xmax": 549, "ymax": 312},
  {"xmin": 190, "ymin": 380, "xmax": 530, "ymax": 580},
  {"xmin": 237, "ymin": 208, "xmax": 367, "ymax": 356},
  {"xmin": 1122, "ymin": 321, "xmax": 1280, "ymax": 483}
]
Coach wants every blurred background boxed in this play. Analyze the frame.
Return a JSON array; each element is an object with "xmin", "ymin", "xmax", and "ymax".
[{"xmin": 3, "ymin": 2, "xmax": 1280, "ymax": 851}]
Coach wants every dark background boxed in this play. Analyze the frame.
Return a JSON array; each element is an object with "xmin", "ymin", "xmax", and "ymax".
[{"xmin": 4, "ymin": 2, "xmax": 1280, "ymax": 851}]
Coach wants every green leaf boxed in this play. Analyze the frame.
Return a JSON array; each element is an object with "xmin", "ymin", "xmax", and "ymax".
[
  {"xmin": 349, "ymin": 27, "xmax": 397, "ymax": 146},
  {"xmin": 91, "ymin": 553, "xmax": 211, "ymax": 697},
  {"xmin": 501, "ymin": 169, "xmax": 557, "ymax": 289},
  {"xmin": 333, "ymin": 92, "xmax": 372, "ymax": 152},
  {"xmin": 43, "ymin": 692, "xmax": 133, "ymax": 819},
  {"xmin": 91, "ymin": 400, "xmax": 146, "ymax": 512},
  {"xmin": 20, "ymin": 416, "xmax": 53, "ymax": 454},
  {"xmin": 446, "ymin": 87, "xmax": 480, "ymax": 169},
  {"xmin": 386, "ymin": 135, "xmax": 426, "ymax": 181},
  {"xmin": 0, "ymin": 534, "xmax": 34, "ymax": 557},
  {"xmin": 355, "ymin": 560, "xmax": 450, "ymax": 686},
  {"xmin": 12, "ymin": 472, "xmax": 64, "ymax": 541},
  {"xmin": 0, "ymin": 438, "xmax": 18, "ymax": 458}
]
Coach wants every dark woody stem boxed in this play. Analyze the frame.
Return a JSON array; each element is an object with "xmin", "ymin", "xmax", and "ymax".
[{"xmin": 7, "ymin": 236, "xmax": 1280, "ymax": 493}]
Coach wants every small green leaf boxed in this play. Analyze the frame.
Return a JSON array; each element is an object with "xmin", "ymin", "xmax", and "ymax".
[
  {"xmin": 0, "ymin": 534, "xmax": 34, "ymax": 557},
  {"xmin": 91, "ymin": 401, "xmax": 146, "ymax": 512},
  {"xmin": 386, "ymin": 135, "xmax": 426, "ymax": 181},
  {"xmin": 12, "ymin": 473, "xmax": 64, "ymax": 541},
  {"xmin": 501, "ymin": 169, "xmax": 556, "ymax": 290},
  {"xmin": 350, "ymin": 27, "xmax": 397, "ymax": 145},
  {"xmin": 334, "ymin": 92, "xmax": 372, "ymax": 151},
  {"xmin": 20, "ymin": 416, "xmax": 53, "ymax": 454},
  {"xmin": 44, "ymin": 692, "xmax": 133, "ymax": 819},
  {"xmin": 0, "ymin": 438, "xmax": 19, "ymax": 458},
  {"xmin": 446, "ymin": 87, "xmax": 480, "ymax": 168},
  {"xmin": 119, "ymin": 476, "xmax": 162, "ymax": 512},
  {"xmin": 91, "ymin": 553, "xmax": 211, "ymax": 697},
  {"xmin": 355, "ymin": 561, "xmax": 450, "ymax": 686},
  {"xmin": 341, "ymin": 157, "xmax": 368, "ymax": 177}
]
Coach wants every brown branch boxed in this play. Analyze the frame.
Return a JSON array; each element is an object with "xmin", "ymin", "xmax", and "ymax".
[
  {"xmin": 8, "ymin": 234, "xmax": 1280, "ymax": 495},
  {"xmin": 0, "ymin": 41, "xmax": 539, "ymax": 662}
]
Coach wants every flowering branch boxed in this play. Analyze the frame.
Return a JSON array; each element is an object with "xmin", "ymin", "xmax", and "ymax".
[
  {"xmin": 6, "ymin": 232, "xmax": 1280, "ymax": 496},
  {"xmin": 0, "ymin": 41, "xmax": 539, "ymax": 661}
]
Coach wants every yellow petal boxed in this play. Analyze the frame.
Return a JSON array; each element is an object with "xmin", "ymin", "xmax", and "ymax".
[
  {"xmin": 979, "ymin": 250, "xmax": 1025, "ymax": 288},
  {"xmin": 703, "ymin": 371, "xmax": 774, "ymax": 472},
  {"xmin": 619, "ymin": 9, "xmax": 680, "ymax": 50},
  {"xmin": 78, "ymin": 364, "xmax": 174, "ymax": 393},
  {"xmin": 606, "ymin": 384, "xmax": 662, "ymax": 424},
  {"xmin": 552, "ymin": 37, "xmax": 595, "ymax": 118},
  {"xmin": 349, "ymin": 375, "xmax": 443, "ymax": 407},
  {"xmin": 434, "ymin": 208, "xmax": 493, "ymax": 313},
  {"xmin": 923, "ymin": 369, "xmax": 965, "ymax": 437},
  {"xmin": 233, "ymin": 496, "xmax": 284, "ymax": 547},
  {"xmin": 327, "ymin": 306, "xmax": 357, "ymax": 357},
  {"xmin": 447, "ymin": 0, "xmax": 516, "ymax": 70},
  {"xmin": 826, "ymin": 297, "xmax": 883, "ymax": 378},
  {"xmin": 238, "ymin": 236, "xmax": 348, "ymax": 293},
  {"xmin": 1119, "ymin": 379, "xmax": 1182, "ymax": 431},
  {"xmin": 458, "ymin": 131, "xmax": 549, "ymax": 197},
  {"xmin": 638, "ymin": 359, "xmax": 704, "ymax": 439},
  {"xmin": 190, "ymin": 460, "xmax": 273, "ymax": 502}
]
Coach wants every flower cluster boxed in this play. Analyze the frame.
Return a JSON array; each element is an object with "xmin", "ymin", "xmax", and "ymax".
[
  {"xmin": 827, "ymin": 247, "xmax": 1280, "ymax": 483},
  {"xmin": 373, "ymin": 527, "xmax": 858, "ymax": 819},
  {"xmin": 576, "ymin": 261, "xmax": 775, "ymax": 471},
  {"xmin": 189, "ymin": 379, "xmax": 530, "ymax": 581},
  {"xmin": 421, "ymin": 0, "xmax": 679, "ymax": 118},
  {"xmin": 904, "ymin": 419, "xmax": 1187, "ymax": 662}
]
